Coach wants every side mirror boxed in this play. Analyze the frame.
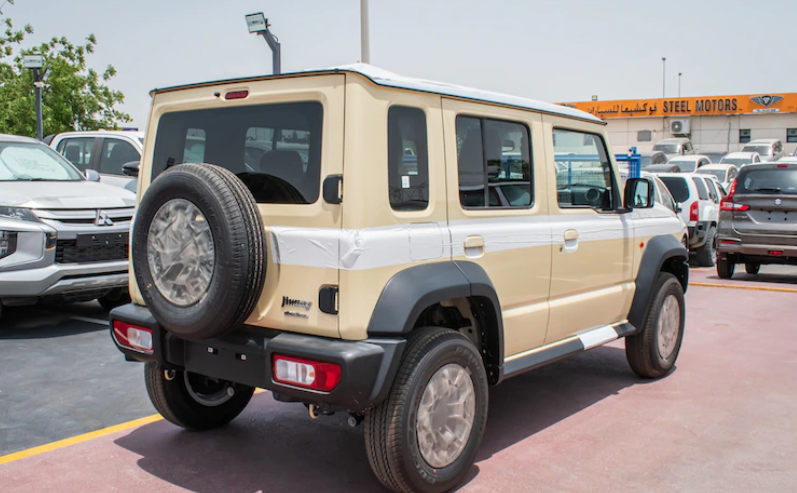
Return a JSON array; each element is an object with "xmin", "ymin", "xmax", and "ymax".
[
  {"xmin": 85, "ymin": 169, "xmax": 100, "ymax": 182},
  {"xmin": 122, "ymin": 161, "xmax": 140, "ymax": 177},
  {"xmin": 624, "ymin": 178, "xmax": 654, "ymax": 209}
]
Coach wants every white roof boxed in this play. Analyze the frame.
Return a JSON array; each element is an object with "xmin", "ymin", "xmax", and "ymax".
[
  {"xmin": 724, "ymin": 151, "xmax": 758, "ymax": 158},
  {"xmin": 745, "ymin": 139, "xmax": 781, "ymax": 145},
  {"xmin": 317, "ymin": 64, "xmax": 601, "ymax": 123},
  {"xmin": 668, "ymin": 154, "xmax": 709, "ymax": 162},
  {"xmin": 54, "ymin": 130, "xmax": 145, "ymax": 139},
  {"xmin": 697, "ymin": 163, "xmax": 736, "ymax": 170}
]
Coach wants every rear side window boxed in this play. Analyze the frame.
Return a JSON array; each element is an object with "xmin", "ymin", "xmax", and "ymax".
[
  {"xmin": 692, "ymin": 177, "xmax": 709, "ymax": 200},
  {"xmin": 660, "ymin": 176, "xmax": 690, "ymax": 203},
  {"xmin": 98, "ymin": 139, "xmax": 140, "ymax": 175},
  {"xmin": 703, "ymin": 177, "xmax": 720, "ymax": 203},
  {"xmin": 456, "ymin": 116, "xmax": 532, "ymax": 208},
  {"xmin": 153, "ymin": 102, "xmax": 323, "ymax": 204},
  {"xmin": 388, "ymin": 106, "xmax": 429, "ymax": 211},
  {"xmin": 739, "ymin": 168, "xmax": 797, "ymax": 195},
  {"xmin": 57, "ymin": 137, "xmax": 94, "ymax": 171}
]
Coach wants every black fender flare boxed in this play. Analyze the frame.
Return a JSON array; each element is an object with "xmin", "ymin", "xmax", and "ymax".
[
  {"xmin": 627, "ymin": 234, "xmax": 689, "ymax": 331},
  {"xmin": 366, "ymin": 261, "xmax": 504, "ymax": 372}
]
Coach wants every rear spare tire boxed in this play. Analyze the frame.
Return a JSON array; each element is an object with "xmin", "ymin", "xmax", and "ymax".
[{"xmin": 132, "ymin": 163, "xmax": 266, "ymax": 340}]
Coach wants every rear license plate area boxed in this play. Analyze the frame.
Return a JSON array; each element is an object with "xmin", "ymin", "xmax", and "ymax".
[{"xmin": 183, "ymin": 339, "xmax": 268, "ymax": 389}]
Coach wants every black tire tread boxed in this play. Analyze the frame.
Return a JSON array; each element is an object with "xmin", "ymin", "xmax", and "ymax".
[
  {"xmin": 745, "ymin": 263, "xmax": 760, "ymax": 275},
  {"xmin": 144, "ymin": 363, "xmax": 254, "ymax": 430},
  {"xmin": 625, "ymin": 272, "xmax": 684, "ymax": 379},
  {"xmin": 365, "ymin": 327, "xmax": 483, "ymax": 493},
  {"xmin": 717, "ymin": 257, "xmax": 735, "ymax": 279},
  {"xmin": 695, "ymin": 226, "xmax": 717, "ymax": 267}
]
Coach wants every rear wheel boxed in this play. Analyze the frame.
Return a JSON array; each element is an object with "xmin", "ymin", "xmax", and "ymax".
[
  {"xmin": 695, "ymin": 226, "xmax": 717, "ymax": 267},
  {"xmin": 144, "ymin": 363, "xmax": 254, "ymax": 430},
  {"xmin": 625, "ymin": 273, "xmax": 685, "ymax": 379},
  {"xmin": 365, "ymin": 327, "xmax": 488, "ymax": 493},
  {"xmin": 745, "ymin": 263, "xmax": 760, "ymax": 275},
  {"xmin": 717, "ymin": 256, "xmax": 735, "ymax": 279}
]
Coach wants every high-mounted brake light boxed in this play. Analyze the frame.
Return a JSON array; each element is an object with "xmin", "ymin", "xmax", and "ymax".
[
  {"xmin": 112, "ymin": 320, "xmax": 153, "ymax": 353},
  {"xmin": 777, "ymin": 164, "xmax": 789, "ymax": 168},
  {"xmin": 273, "ymin": 354, "xmax": 341, "ymax": 392},
  {"xmin": 225, "ymin": 90, "xmax": 249, "ymax": 100}
]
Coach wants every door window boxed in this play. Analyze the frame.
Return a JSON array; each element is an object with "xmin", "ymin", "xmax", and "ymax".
[
  {"xmin": 388, "ymin": 106, "xmax": 429, "ymax": 211},
  {"xmin": 57, "ymin": 137, "xmax": 94, "ymax": 171},
  {"xmin": 703, "ymin": 177, "xmax": 720, "ymax": 203},
  {"xmin": 553, "ymin": 129, "xmax": 616, "ymax": 210},
  {"xmin": 99, "ymin": 139, "xmax": 140, "ymax": 175},
  {"xmin": 455, "ymin": 116, "xmax": 533, "ymax": 208},
  {"xmin": 692, "ymin": 177, "xmax": 709, "ymax": 200}
]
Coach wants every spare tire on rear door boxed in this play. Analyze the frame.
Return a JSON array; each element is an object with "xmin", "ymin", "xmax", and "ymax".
[{"xmin": 132, "ymin": 163, "xmax": 266, "ymax": 340}]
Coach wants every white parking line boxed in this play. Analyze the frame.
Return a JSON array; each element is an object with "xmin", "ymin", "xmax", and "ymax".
[{"xmin": 69, "ymin": 316, "xmax": 109, "ymax": 326}]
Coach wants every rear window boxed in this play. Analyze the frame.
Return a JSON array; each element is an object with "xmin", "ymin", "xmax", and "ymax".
[
  {"xmin": 738, "ymin": 168, "xmax": 797, "ymax": 195},
  {"xmin": 152, "ymin": 102, "xmax": 323, "ymax": 204},
  {"xmin": 660, "ymin": 176, "xmax": 690, "ymax": 203},
  {"xmin": 692, "ymin": 177, "xmax": 709, "ymax": 200}
]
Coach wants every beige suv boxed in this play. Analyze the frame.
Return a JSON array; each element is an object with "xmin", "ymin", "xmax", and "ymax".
[{"xmin": 110, "ymin": 65, "xmax": 689, "ymax": 493}]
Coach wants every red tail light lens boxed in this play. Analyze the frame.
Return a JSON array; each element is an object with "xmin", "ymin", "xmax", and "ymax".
[
  {"xmin": 112, "ymin": 321, "xmax": 153, "ymax": 354},
  {"xmin": 273, "ymin": 355, "xmax": 341, "ymax": 392},
  {"xmin": 225, "ymin": 90, "xmax": 249, "ymax": 100},
  {"xmin": 719, "ymin": 178, "xmax": 749, "ymax": 211},
  {"xmin": 689, "ymin": 201, "xmax": 699, "ymax": 222}
]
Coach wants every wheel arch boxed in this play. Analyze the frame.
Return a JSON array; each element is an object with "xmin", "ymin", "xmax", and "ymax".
[
  {"xmin": 627, "ymin": 234, "xmax": 689, "ymax": 331},
  {"xmin": 366, "ymin": 261, "xmax": 504, "ymax": 383}
]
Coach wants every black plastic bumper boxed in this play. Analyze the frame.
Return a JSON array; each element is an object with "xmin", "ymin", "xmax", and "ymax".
[{"xmin": 110, "ymin": 303, "xmax": 406, "ymax": 413}]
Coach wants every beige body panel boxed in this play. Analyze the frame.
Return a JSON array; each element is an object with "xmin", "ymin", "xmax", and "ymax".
[{"xmin": 441, "ymin": 98, "xmax": 552, "ymax": 356}]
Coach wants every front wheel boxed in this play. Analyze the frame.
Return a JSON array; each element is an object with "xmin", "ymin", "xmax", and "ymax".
[
  {"xmin": 625, "ymin": 272, "xmax": 685, "ymax": 379},
  {"xmin": 144, "ymin": 363, "xmax": 254, "ymax": 430},
  {"xmin": 365, "ymin": 327, "xmax": 489, "ymax": 493}
]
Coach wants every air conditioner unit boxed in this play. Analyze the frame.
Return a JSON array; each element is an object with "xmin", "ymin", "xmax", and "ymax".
[{"xmin": 670, "ymin": 119, "xmax": 691, "ymax": 135}]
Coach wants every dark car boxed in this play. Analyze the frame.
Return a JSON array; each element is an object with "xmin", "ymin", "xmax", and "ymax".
[{"xmin": 716, "ymin": 162, "xmax": 797, "ymax": 278}]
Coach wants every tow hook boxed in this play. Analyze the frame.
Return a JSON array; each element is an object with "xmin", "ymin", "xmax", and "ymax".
[
  {"xmin": 307, "ymin": 403, "xmax": 335, "ymax": 419},
  {"xmin": 164, "ymin": 369, "xmax": 176, "ymax": 381}
]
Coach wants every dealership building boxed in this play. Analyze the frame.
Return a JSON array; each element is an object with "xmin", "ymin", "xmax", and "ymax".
[{"xmin": 560, "ymin": 93, "xmax": 797, "ymax": 156}]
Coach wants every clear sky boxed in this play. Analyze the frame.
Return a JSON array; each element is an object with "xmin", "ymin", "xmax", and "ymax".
[{"xmin": 3, "ymin": 0, "xmax": 793, "ymax": 126}]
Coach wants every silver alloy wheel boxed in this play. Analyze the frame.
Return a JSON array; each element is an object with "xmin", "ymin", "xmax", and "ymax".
[
  {"xmin": 416, "ymin": 363, "xmax": 476, "ymax": 469},
  {"xmin": 147, "ymin": 199, "xmax": 215, "ymax": 307},
  {"xmin": 657, "ymin": 294, "xmax": 681, "ymax": 360},
  {"xmin": 184, "ymin": 372, "xmax": 234, "ymax": 407}
]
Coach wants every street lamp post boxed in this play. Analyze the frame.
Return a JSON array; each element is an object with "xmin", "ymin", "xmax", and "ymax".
[
  {"xmin": 678, "ymin": 72, "xmax": 682, "ymax": 98},
  {"xmin": 661, "ymin": 57, "xmax": 666, "ymax": 98},
  {"xmin": 360, "ymin": 0, "xmax": 370, "ymax": 64},
  {"xmin": 245, "ymin": 12, "xmax": 281, "ymax": 75},
  {"xmin": 23, "ymin": 55, "xmax": 46, "ymax": 141}
]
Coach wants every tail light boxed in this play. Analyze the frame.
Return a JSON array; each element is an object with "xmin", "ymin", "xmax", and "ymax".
[
  {"xmin": 273, "ymin": 355, "xmax": 341, "ymax": 392},
  {"xmin": 689, "ymin": 201, "xmax": 699, "ymax": 222},
  {"xmin": 112, "ymin": 320, "xmax": 153, "ymax": 354},
  {"xmin": 719, "ymin": 178, "xmax": 750, "ymax": 211}
]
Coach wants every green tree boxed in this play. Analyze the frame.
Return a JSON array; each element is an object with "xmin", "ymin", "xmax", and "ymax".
[{"xmin": 0, "ymin": 0, "xmax": 130, "ymax": 137}]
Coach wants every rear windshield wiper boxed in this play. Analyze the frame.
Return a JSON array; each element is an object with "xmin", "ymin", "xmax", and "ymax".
[{"xmin": 752, "ymin": 187, "xmax": 781, "ymax": 193}]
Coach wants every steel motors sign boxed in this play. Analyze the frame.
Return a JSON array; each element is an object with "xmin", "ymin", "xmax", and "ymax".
[{"xmin": 561, "ymin": 93, "xmax": 797, "ymax": 119}]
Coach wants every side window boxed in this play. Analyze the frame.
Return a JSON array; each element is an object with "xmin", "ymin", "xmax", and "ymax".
[
  {"xmin": 553, "ymin": 129, "xmax": 615, "ymax": 210},
  {"xmin": 704, "ymin": 178, "xmax": 720, "ymax": 203},
  {"xmin": 183, "ymin": 128, "xmax": 206, "ymax": 163},
  {"xmin": 388, "ymin": 106, "xmax": 429, "ymax": 211},
  {"xmin": 58, "ymin": 137, "xmax": 94, "ymax": 171},
  {"xmin": 98, "ymin": 139, "xmax": 140, "ymax": 175},
  {"xmin": 685, "ymin": 142, "xmax": 693, "ymax": 153},
  {"xmin": 692, "ymin": 177, "xmax": 709, "ymax": 200},
  {"xmin": 654, "ymin": 153, "xmax": 667, "ymax": 165},
  {"xmin": 456, "ymin": 116, "xmax": 532, "ymax": 208}
]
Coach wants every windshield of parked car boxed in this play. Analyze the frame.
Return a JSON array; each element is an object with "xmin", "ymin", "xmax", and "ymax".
[
  {"xmin": 742, "ymin": 145, "xmax": 772, "ymax": 156},
  {"xmin": 720, "ymin": 157, "xmax": 751, "ymax": 166},
  {"xmin": 738, "ymin": 168, "xmax": 797, "ymax": 195},
  {"xmin": 660, "ymin": 176, "xmax": 690, "ymax": 203},
  {"xmin": 653, "ymin": 144, "xmax": 678, "ymax": 153},
  {"xmin": 667, "ymin": 158, "xmax": 697, "ymax": 172},
  {"xmin": 696, "ymin": 169, "xmax": 727, "ymax": 182},
  {"xmin": 0, "ymin": 142, "xmax": 83, "ymax": 181}
]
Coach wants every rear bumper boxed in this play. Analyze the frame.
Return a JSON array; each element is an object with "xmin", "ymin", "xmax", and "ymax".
[
  {"xmin": 717, "ymin": 240, "xmax": 797, "ymax": 264},
  {"xmin": 110, "ymin": 303, "xmax": 406, "ymax": 413}
]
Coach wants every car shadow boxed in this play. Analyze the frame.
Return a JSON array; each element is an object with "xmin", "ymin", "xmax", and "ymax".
[
  {"xmin": 701, "ymin": 272, "xmax": 797, "ymax": 286},
  {"xmin": 0, "ymin": 302, "xmax": 108, "ymax": 339},
  {"xmin": 114, "ymin": 346, "xmax": 647, "ymax": 492}
]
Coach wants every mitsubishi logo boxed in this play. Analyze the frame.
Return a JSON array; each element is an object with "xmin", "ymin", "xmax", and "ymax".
[{"xmin": 95, "ymin": 210, "xmax": 114, "ymax": 227}]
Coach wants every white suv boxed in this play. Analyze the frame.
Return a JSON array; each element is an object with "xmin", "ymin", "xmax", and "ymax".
[
  {"xmin": 658, "ymin": 173, "xmax": 720, "ymax": 266},
  {"xmin": 49, "ymin": 131, "xmax": 143, "ymax": 189}
]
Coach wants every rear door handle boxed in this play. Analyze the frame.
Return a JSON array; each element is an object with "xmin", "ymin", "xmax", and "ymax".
[
  {"xmin": 563, "ymin": 229, "xmax": 579, "ymax": 253},
  {"xmin": 564, "ymin": 229, "xmax": 579, "ymax": 241}
]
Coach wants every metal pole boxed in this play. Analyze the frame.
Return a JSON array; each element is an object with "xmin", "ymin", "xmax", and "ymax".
[
  {"xmin": 33, "ymin": 68, "xmax": 43, "ymax": 140},
  {"xmin": 360, "ymin": 0, "xmax": 370, "ymax": 63},
  {"xmin": 262, "ymin": 30, "xmax": 281, "ymax": 75},
  {"xmin": 661, "ymin": 57, "xmax": 666, "ymax": 98},
  {"xmin": 678, "ymin": 72, "xmax": 682, "ymax": 98}
]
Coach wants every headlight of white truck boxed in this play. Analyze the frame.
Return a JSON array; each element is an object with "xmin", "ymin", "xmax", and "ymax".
[
  {"xmin": 0, "ymin": 206, "xmax": 41, "ymax": 223},
  {"xmin": 0, "ymin": 230, "xmax": 17, "ymax": 259}
]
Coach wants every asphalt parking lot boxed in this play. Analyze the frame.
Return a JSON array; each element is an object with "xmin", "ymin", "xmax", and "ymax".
[{"xmin": 1, "ymin": 265, "xmax": 796, "ymax": 492}]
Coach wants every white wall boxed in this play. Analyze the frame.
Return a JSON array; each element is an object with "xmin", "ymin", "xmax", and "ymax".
[{"xmin": 604, "ymin": 113, "xmax": 797, "ymax": 155}]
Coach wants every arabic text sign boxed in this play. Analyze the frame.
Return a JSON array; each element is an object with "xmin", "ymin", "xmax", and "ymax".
[{"xmin": 560, "ymin": 94, "xmax": 797, "ymax": 119}]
